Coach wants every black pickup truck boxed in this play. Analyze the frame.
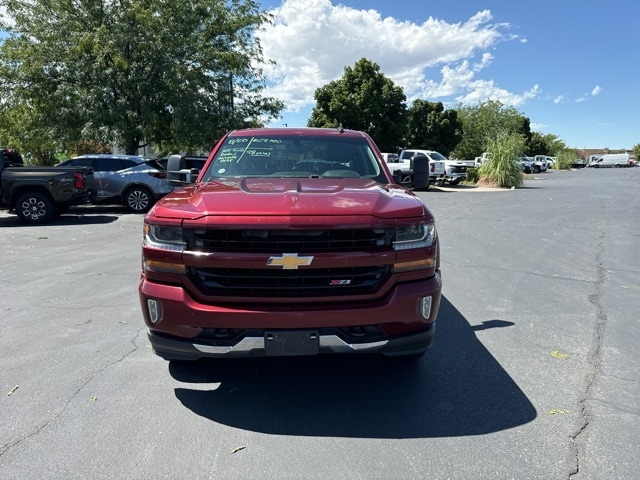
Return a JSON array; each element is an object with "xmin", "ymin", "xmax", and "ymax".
[{"xmin": 0, "ymin": 148, "xmax": 95, "ymax": 224}]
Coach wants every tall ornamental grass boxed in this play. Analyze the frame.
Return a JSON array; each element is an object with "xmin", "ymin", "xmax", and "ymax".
[
  {"xmin": 478, "ymin": 134, "xmax": 524, "ymax": 188},
  {"xmin": 554, "ymin": 149, "xmax": 578, "ymax": 169}
]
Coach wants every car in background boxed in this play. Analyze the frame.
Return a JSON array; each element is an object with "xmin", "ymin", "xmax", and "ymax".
[
  {"xmin": 157, "ymin": 156, "xmax": 208, "ymax": 171},
  {"xmin": 530, "ymin": 157, "xmax": 548, "ymax": 173},
  {"xmin": 534, "ymin": 155, "xmax": 555, "ymax": 170},
  {"xmin": 56, "ymin": 154, "xmax": 172, "ymax": 212},
  {"xmin": 381, "ymin": 152, "xmax": 399, "ymax": 163},
  {"xmin": 519, "ymin": 157, "xmax": 534, "ymax": 174}
]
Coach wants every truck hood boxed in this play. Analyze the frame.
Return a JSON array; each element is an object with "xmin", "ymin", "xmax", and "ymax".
[{"xmin": 151, "ymin": 177, "xmax": 427, "ymax": 222}]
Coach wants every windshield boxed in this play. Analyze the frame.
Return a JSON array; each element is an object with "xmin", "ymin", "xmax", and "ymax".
[
  {"xmin": 201, "ymin": 134, "xmax": 387, "ymax": 183},
  {"xmin": 429, "ymin": 151, "xmax": 447, "ymax": 161}
]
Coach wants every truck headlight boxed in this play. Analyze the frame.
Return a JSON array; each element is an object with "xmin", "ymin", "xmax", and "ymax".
[
  {"xmin": 144, "ymin": 224, "xmax": 185, "ymax": 252},
  {"xmin": 393, "ymin": 223, "xmax": 437, "ymax": 250}
]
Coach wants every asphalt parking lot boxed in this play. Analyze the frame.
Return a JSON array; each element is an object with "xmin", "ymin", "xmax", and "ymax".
[{"xmin": 1, "ymin": 167, "xmax": 639, "ymax": 479}]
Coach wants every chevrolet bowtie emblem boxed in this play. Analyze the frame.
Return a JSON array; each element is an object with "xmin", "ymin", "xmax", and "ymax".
[{"xmin": 267, "ymin": 253, "xmax": 314, "ymax": 269}]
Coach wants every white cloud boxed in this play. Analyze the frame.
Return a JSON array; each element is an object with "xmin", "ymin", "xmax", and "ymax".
[
  {"xmin": 455, "ymin": 82, "xmax": 540, "ymax": 107},
  {"xmin": 573, "ymin": 85, "xmax": 602, "ymax": 104},
  {"xmin": 258, "ymin": 0, "xmax": 533, "ymax": 112},
  {"xmin": 553, "ymin": 95, "xmax": 565, "ymax": 104}
]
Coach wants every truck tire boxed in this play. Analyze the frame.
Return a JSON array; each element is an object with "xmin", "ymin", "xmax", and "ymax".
[
  {"xmin": 124, "ymin": 186, "xmax": 153, "ymax": 213},
  {"xmin": 533, "ymin": 166, "xmax": 540, "ymax": 173},
  {"xmin": 15, "ymin": 192, "xmax": 55, "ymax": 224}
]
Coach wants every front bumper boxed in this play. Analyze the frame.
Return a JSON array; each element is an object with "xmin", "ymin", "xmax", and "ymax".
[
  {"xmin": 445, "ymin": 173, "xmax": 466, "ymax": 183},
  {"xmin": 147, "ymin": 325, "xmax": 435, "ymax": 360},
  {"xmin": 140, "ymin": 272, "xmax": 441, "ymax": 360}
]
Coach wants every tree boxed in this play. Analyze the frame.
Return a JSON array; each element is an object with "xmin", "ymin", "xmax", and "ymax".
[
  {"xmin": 0, "ymin": 0, "xmax": 283, "ymax": 157},
  {"xmin": 452, "ymin": 100, "xmax": 530, "ymax": 160},
  {"xmin": 0, "ymin": 103, "xmax": 62, "ymax": 165},
  {"xmin": 526, "ymin": 132, "xmax": 567, "ymax": 157},
  {"xmin": 308, "ymin": 58, "xmax": 407, "ymax": 152},
  {"xmin": 526, "ymin": 132, "xmax": 551, "ymax": 156},
  {"xmin": 631, "ymin": 143, "xmax": 640, "ymax": 162},
  {"xmin": 404, "ymin": 100, "xmax": 462, "ymax": 156}
]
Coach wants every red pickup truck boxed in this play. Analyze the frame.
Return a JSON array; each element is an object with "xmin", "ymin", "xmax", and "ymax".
[{"xmin": 139, "ymin": 127, "xmax": 441, "ymax": 361}]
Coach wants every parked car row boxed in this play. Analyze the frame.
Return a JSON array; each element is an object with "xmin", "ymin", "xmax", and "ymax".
[{"xmin": 56, "ymin": 154, "xmax": 180, "ymax": 213}]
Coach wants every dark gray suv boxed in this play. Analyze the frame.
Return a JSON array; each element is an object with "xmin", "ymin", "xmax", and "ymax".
[{"xmin": 57, "ymin": 154, "xmax": 173, "ymax": 212}]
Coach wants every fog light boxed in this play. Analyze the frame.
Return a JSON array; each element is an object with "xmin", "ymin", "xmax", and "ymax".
[
  {"xmin": 420, "ymin": 296, "xmax": 432, "ymax": 320},
  {"xmin": 147, "ymin": 299, "xmax": 162, "ymax": 324}
]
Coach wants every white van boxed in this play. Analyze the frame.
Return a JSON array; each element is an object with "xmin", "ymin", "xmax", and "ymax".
[{"xmin": 590, "ymin": 153, "xmax": 630, "ymax": 168}]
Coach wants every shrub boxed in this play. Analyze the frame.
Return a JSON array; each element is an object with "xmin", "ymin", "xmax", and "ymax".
[{"xmin": 465, "ymin": 167, "xmax": 480, "ymax": 184}]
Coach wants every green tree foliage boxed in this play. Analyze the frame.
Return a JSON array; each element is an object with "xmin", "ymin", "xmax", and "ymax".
[
  {"xmin": 526, "ymin": 132, "xmax": 550, "ymax": 156},
  {"xmin": 404, "ymin": 100, "xmax": 462, "ymax": 156},
  {"xmin": 526, "ymin": 132, "xmax": 567, "ymax": 157},
  {"xmin": 632, "ymin": 143, "xmax": 640, "ymax": 161},
  {"xmin": 452, "ymin": 100, "xmax": 530, "ymax": 160},
  {"xmin": 0, "ymin": 0, "xmax": 283, "ymax": 156},
  {"xmin": 0, "ymin": 103, "xmax": 61, "ymax": 165},
  {"xmin": 478, "ymin": 133, "xmax": 524, "ymax": 188},
  {"xmin": 308, "ymin": 58, "xmax": 407, "ymax": 152},
  {"xmin": 515, "ymin": 116, "xmax": 532, "ymax": 151}
]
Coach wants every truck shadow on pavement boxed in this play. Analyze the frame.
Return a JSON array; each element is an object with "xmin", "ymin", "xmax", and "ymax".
[
  {"xmin": 0, "ymin": 206, "xmax": 133, "ymax": 226},
  {"xmin": 0, "ymin": 213, "xmax": 120, "ymax": 226},
  {"xmin": 170, "ymin": 296, "xmax": 537, "ymax": 438}
]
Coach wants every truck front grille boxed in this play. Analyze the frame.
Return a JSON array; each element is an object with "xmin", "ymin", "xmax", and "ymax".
[
  {"xmin": 190, "ymin": 228, "xmax": 390, "ymax": 252},
  {"xmin": 191, "ymin": 265, "xmax": 390, "ymax": 297}
]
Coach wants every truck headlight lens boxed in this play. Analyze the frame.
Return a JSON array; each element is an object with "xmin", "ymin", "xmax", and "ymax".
[
  {"xmin": 393, "ymin": 223, "xmax": 436, "ymax": 250},
  {"xmin": 144, "ymin": 224, "xmax": 185, "ymax": 252}
]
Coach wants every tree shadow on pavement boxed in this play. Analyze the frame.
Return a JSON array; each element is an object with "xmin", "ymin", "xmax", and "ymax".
[{"xmin": 169, "ymin": 296, "xmax": 536, "ymax": 438}]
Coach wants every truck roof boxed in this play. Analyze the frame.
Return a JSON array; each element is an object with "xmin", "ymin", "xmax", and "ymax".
[{"xmin": 227, "ymin": 127, "xmax": 368, "ymax": 139}]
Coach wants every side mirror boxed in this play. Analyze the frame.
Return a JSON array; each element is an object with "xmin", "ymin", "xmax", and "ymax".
[{"xmin": 167, "ymin": 155, "xmax": 198, "ymax": 186}]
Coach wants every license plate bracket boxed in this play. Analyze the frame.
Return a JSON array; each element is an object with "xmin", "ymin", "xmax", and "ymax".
[{"xmin": 264, "ymin": 330, "xmax": 320, "ymax": 356}]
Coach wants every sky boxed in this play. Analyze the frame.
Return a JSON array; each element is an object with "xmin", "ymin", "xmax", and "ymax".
[
  {"xmin": 1, "ymin": 0, "xmax": 637, "ymax": 150},
  {"xmin": 257, "ymin": 0, "xmax": 639, "ymax": 149}
]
